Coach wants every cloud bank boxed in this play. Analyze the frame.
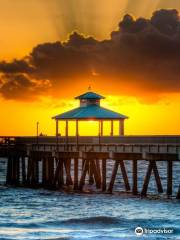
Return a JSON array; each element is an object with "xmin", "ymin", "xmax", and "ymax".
[{"xmin": 0, "ymin": 9, "xmax": 180, "ymax": 101}]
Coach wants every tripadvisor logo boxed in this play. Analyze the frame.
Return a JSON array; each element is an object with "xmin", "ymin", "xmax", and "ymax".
[
  {"xmin": 135, "ymin": 227, "xmax": 144, "ymax": 236},
  {"xmin": 135, "ymin": 226, "xmax": 174, "ymax": 236}
]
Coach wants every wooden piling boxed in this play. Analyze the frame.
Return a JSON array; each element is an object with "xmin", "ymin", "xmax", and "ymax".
[
  {"xmin": 141, "ymin": 160, "xmax": 163, "ymax": 196},
  {"xmin": 152, "ymin": 161, "xmax": 163, "ymax": 193},
  {"xmin": 21, "ymin": 157, "xmax": 26, "ymax": 185},
  {"xmin": 102, "ymin": 159, "xmax": 106, "ymax": 191},
  {"xmin": 74, "ymin": 158, "xmax": 79, "ymax": 190},
  {"xmin": 31, "ymin": 159, "xmax": 37, "ymax": 187},
  {"xmin": 79, "ymin": 159, "xmax": 89, "ymax": 190},
  {"xmin": 91, "ymin": 159, "xmax": 101, "ymax": 189},
  {"xmin": 141, "ymin": 161, "xmax": 153, "ymax": 196},
  {"xmin": 119, "ymin": 160, "xmax": 130, "ymax": 191},
  {"xmin": 11, "ymin": 156, "xmax": 17, "ymax": 184},
  {"xmin": 47, "ymin": 157, "xmax": 54, "ymax": 187},
  {"xmin": 58, "ymin": 158, "xmax": 64, "ymax": 187},
  {"xmin": 132, "ymin": 159, "xmax": 138, "ymax": 195},
  {"xmin": 89, "ymin": 160, "xmax": 95, "ymax": 185},
  {"xmin": 53, "ymin": 158, "xmax": 61, "ymax": 188},
  {"xmin": 176, "ymin": 185, "xmax": 180, "ymax": 199},
  {"xmin": 42, "ymin": 157, "xmax": 47, "ymax": 186},
  {"xmin": 64, "ymin": 159, "xmax": 73, "ymax": 185},
  {"xmin": 16, "ymin": 156, "xmax": 20, "ymax": 184},
  {"xmin": 167, "ymin": 160, "xmax": 173, "ymax": 196},
  {"xmin": 26, "ymin": 157, "xmax": 33, "ymax": 186},
  {"xmin": 96, "ymin": 159, "xmax": 101, "ymax": 184},
  {"xmin": 108, "ymin": 160, "xmax": 119, "ymax": 193},
  {"xmin": 6, "ymin": 156, "xmax": 12, "ymax": 185}
]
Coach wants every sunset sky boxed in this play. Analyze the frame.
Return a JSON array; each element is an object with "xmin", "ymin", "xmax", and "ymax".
[{"xmin": 0, "ymin": 0, "xmax": 180, "ymax": 136}]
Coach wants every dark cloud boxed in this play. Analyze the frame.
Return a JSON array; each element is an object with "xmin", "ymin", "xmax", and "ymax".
[
  {"xmin": 0, "ymin": 59, "xmax": 33, "ymax": 74},
  {"xmin": 0, "ymin": 74, "xmax": 50, "ymax": 100},
  {"xmin": 29, "ymin": 40, "xmax": 93, "ymax": 80},
  {"xmin": 151, "ymin": 9, "xmax": 179, "ymax": 35},
  {"xmin": 65, "ymin": 32, "xmax": 97, "ymax": 48},
  {"xmin": 1, "ymin": 9, "xmax": 180, "ymax": 101}
]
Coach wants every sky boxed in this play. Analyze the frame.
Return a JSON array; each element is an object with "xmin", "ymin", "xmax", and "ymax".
[{"xmin": 0, "ymin": 0, "xmax": 180, "ymax": 136}]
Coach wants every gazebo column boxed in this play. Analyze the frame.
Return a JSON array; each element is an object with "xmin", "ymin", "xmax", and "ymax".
[
  {"xmin": 119, "ymin": 119, "xmax": 124, "ymax": 136},
  {"xmin": 65, "ymin": 120, "xmax": 69, "ymax": 144},
  {"xmin": 76, "ymin": 120, "xmax": 79, "ymax": 145},
  {"xmin": 111, "ymin": 120, "xmax": 114, "ymax": 136},
  {"xmin": 98, "ymin": 121, "xmax": 101, "ymax": 144},
  {"xmin": 101, "ymin": 120, "xmax": 103, "ymax": 136},
  {"xmin": 56, "ymin": 120, "xmax": 59, "ymax": 137}
]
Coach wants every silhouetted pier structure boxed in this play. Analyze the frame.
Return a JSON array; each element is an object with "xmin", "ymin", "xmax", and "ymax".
[
  {"xmin": 0, "ymin": 135, "xmax": 180, "ymax": 199},
  {"xmin": 0, "ymin": 91, "xmax": 180, "ymax": 198}
]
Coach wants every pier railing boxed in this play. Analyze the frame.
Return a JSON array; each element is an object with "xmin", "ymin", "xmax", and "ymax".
[{"xmin": 28, "ymin": 143, "xmax": 180, "ymax": 155}]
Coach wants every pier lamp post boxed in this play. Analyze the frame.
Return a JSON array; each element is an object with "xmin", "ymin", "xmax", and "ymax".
[{"xmin": 36, "ymin": 121, "xmax": 39, "ymax": 144}]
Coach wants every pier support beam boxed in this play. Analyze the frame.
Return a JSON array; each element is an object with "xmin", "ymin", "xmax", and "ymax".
[
  {"xmin": 89, "ymin": 160, "xmax": 95, "ymax": 185},
  {"xmin": 16, "ymin": 156, "xmax": 20, "ymax": 184},
  {"xmin": 108, "ymin": 160, "xmax": 119, "ymax": 193},
  {"xmin": 176, "ymin": 185, "xmax": 180, "ymax": 199},
  {"xmin": 26, "ymin": 157, "xmax": 39, "ymax": 187},
  {"xmin": 41, "ymin": 156, "xmax": 54, "ymax": 189},
  {"xmin": 64, "ymin": 159, "xmax": 73, "ymax": 186},
  {"xmin": 79, "ymin": 159, "xmax": 89, "ymax": 190},
  {"xmin": 120, "ymin": 160, "xmax": 130, "ymax": 191},
  {"xmin": 102, "ymin": 159, "xmax": 106, "ymax": 191},
  {"xmin": 53, "ymin": 158, "xmax": 64, "ymax": 188},
  {"xmin": 167, "ymin": 160, "xmax": 173, "ymax": 196},
  {"xmin": 79, "ymin": 159, "xmax": 101, "ymax": 190},
  {"xmin": 141, "ymin": 160, "xmax": 163, "ymax": 196},
  {"xmin": 91, "ymin": 160, "xmax": 101, "ymax": 188},
  {"xmin": 58, "ymin": 159, "xmax": 64, "ymax": 187},
  {"xmin": 132, "ymin": 160, "xmax": 138, "ymax": 195},
  {"xmin": 31, "ymin": 159, "xmax": 38, "ymax": 187},
  {"xmin": 6, "ymin": 156, "xmax": 13, "ymax": 185},
  {"xmin": 108, "ymin": 160, "xmax": 130, "ymax": 193},
  {"xmin": 74, "ymin": 158, "xmax": 79, "ymax": 190},
  {"xmin": 21, "ymin": 157, "xmax": 26, "ymax": 185}
]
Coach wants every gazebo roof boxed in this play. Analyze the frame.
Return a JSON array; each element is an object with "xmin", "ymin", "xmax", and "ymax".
[
  {"xmin": 53, "ymin": 105, "xmax": 128, "ymax": 120},
  {"xmin": 75, "ymin": 91, "xmax": 105, "ymax": 100}
]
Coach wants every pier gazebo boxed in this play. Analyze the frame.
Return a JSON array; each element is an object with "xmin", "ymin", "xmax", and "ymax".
[{"xmin": 52, "ymin": 91, "xmax": 128, "ymax": 142}]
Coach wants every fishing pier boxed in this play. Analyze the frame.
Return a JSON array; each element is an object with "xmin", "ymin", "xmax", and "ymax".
[{"xmin": 0, "ymin": 91, "xmax": 180, "ymax": 198}]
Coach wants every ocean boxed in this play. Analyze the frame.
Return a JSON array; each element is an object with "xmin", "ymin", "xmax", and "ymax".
[{"xmin": 0, "ymin": 158, "xmax": 180, "ymax": 240}]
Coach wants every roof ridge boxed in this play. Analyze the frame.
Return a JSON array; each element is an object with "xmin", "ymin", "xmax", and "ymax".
[{"xmin": 75, "ymin": 91, "xmax": 105, "ymax": 100}]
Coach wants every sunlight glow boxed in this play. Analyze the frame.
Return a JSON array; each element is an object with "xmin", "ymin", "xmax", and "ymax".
[{"xmin": 1, "ymin": 0, "xmax": 180, "ymax": 59}]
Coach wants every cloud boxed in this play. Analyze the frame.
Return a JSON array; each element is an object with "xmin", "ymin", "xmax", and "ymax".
[
  {"xmin": 0, "ymin": 59, "xmax": 33, "ymax": 74},
  {"xmin": 29, "ymin": 39, "xmax": 93, "ymax": 80},
  {"xmin": 0, "ymin": 9, "xmax": 180, "ymax": 101},
  {"xmin": 0, "ymin": 74, "xmax": 50, "ymax": 100}
]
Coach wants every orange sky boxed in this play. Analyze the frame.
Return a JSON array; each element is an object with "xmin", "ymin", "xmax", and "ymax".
[
  {"xmin": 0, "ymin": 0, "xmax": 180, "ymax": 136},
  {"xmin": 1, "ymin": 0, "xmax": 180, "ymax": 60}
]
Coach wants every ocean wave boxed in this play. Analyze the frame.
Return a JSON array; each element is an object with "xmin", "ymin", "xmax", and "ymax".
[
  {"xmin": 0, "ymin": 216, "xmax": 179, "ymax": 230},
  {"xmin": 61, "ymin": 216, "xmax": 119, "ymax": 225},
  {"xmin": 42, "ymin": 216, "xmax": 180, "ymax": 229},
  {"xmin": 0, "ymin": 222, "xmax": 41, "ymax": 229}
]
